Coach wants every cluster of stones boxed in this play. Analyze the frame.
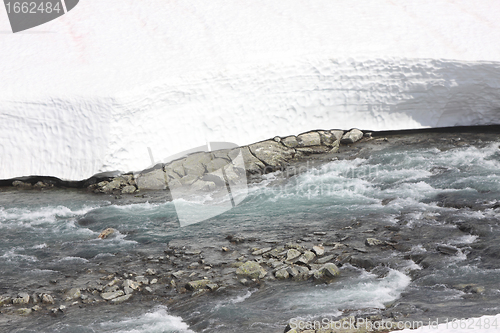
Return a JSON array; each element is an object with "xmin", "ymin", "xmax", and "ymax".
[
  {"xmin": 0, "ymin": 292, "xmax": 58, "ymax": 316},
  {"xmin": 89, "ymin": 174, "xmax": 137, "ymax": 194},
  {"xmin": 11, "ymin": 180, "xmax": 53, "ymax": 189},
  {"xmin": 234, "ymin": 242, "xmax": 341, "ymax": 284},
  {"xmin": 90, "ymin": 128, "xmax": 366, "ymax": 194},
  {"xmin": 0, "ymin": 269, "xmax": 166, "ymax": 317}
]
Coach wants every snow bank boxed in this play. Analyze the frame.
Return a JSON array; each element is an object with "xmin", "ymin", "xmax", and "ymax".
[{"xmin": 1, "ymin": 1, "xmax": 500, "ymax": 180}]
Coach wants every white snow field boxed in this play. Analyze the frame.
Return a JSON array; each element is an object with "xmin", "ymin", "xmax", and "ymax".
[{"xmin": 1, "ymin": 0, "xmax": 500, "ymax": 180}]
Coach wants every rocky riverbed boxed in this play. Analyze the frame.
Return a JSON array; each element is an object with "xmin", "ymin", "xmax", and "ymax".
[{"xmin": 1, "ymin": 126, "xmax": 500, "ymax": 332}]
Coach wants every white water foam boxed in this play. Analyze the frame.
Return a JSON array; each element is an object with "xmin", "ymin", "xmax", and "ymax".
[
  {"xmin": 283, "ymin": 269, "xmax": 411, "ymax": 318},
  {"xmin": 98, "ymin": 306, "xmax": 195, "ymax": 333},
  {"xmin": 0, "ymin": 205, "xmax": 99, "ymax": 226},
  {"xmin": 58, "ymin": 256, "xmax": 89, "ymax": 263},
  {"xmin": 0, "ymin": 248, "xmax": 38, "ymax": 263}
]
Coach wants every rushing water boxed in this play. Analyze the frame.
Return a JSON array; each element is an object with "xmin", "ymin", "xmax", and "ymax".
[{"xmin": 1, "ymin": 134, "xmax": 500, "ymax": 332}]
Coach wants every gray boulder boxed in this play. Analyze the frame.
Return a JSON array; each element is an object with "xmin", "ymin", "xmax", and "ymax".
[
  {"xmin": 101, "ymin": 290, "xmax": 124, "ymax": 301},
  {"xmin": 121, "ymin": 185, "xmax": 137, "ymax": 194},
  {"xmin": 286, "ymin": 249, "xmax": 301, "ymax": 262},
  {"xmin": 341, "ymin": 129, "xmax": 364, "ymax": 144},
  {"xmin": 229, "ymin": 146, "xmax": 265, "ymax": 174},
  {"xmin": 322, "ymin": 263, "xmax": 340, "ymax": 278},
  {"xmin": 330, "ymin": 129, "xmax": 344, "ymax": 141},
  {"xmin": 185, "ymin": 280, "xmax": 211, "ymax": 291},
  {"xmin": 111, "ymin": 294, "xmax": 132, "ymax": 304},
  {"xmin": 182, "ymin": 152, "xmax": 212, "ymax": 178},
  {"xmin": 205, "ymin": 158, "xmax": 230, "ymax": 173},
  {"xmin": 248, "ymin": 140, "xmax": 295, "ymax": 168},
  {"xmin": 281, "ymin": 136, "xmax": 299, "ymax": 148},
  {"xmin": 136, "ymin": 169, "xmax": 167, "ymax": 190},
  {"xmin": 318, "ymin": 130, "xmax": 337, "ymax": 146},
  {"xmin": 297, "ymin": 132, "xmax": 322, "ymax": 147},
  {"xmin": 235, "ymin": 261, "xmax": 267, "ymax": 279},
  {"xmin": 275, "ymin": 268, "xmax": 289, "ymax": 279}
]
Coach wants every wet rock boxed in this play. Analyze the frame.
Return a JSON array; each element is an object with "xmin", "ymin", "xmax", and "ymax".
[
  {"xmin": 286, "ymin": 249, "xmax": 301, "ymax": 262},
  {"xmin": 101, "ymin": 290, "xmax": 124, "ymax": 301},
  {"xmin": 286, "ymin": 243, "xmax": 303, "ymax": 250},
  {"xmin": 123, "ymin": 279, "xmax": 140, "ymax": 292},
  {"xmin": 366, "ymin": 238, "xmax": 384, "ymax": 246},
  {"xmin": 185, "ymin": 250, "xmax": 202, "ymax": 255},
  {"xmin": 172, "ymin": 271, "xmax": 185, "ymax": 279},
  {"xmin": 0, "ymin": 296, "xmax": 12, "ymax": 306},
  {"xmin": 312, "ymin": 269, "xmax": 325, "ymax": 280},
  {"xmin": 101, "ymin": 177, "xmax": 127, "ymax": 193},
  {"xmin": 108, "ymin": 278, "xmax": 121, "ymax": 287},
  {"xmin": 206, "ymin": 283, "xmax": 219, "ymax": 291},
  {"xmin": 293, "ymin": 266, "xmax": 310, "ymax": 281},
  {"xmin": 296, "ymin": 251, "xmax": 316, "ymax": 265},
  {"xmin": 16, "ymin": 308, "xmax": 32, "ymax": 316},
  {"xmin": 353, "ymin": 247, "xmax": 368, "ymax": 253},
  {"xmin": 456, "ymin": 222, "xmax": 490, "ymax": 237},
  {"xmin": 419, "ymin": 254, "xmax": 441, "ymax": 269},
  {"xmin": 322, "ymin": 263, "xmax": 340, "ymax": 278},
  {"xmin": 316, "ymin": 254, "xmax": 335, "ymax": 264},
  {"xmin": 98, "ymin": 228, "xmax": 115, "ymax": 239},
  {"xmin": 481, "ymin": 245, "xmax": 500, "ymax": 259},
  {"xmin": 30, "ymin": 293, "xmax": 40, "ymax": 304},
  {"xmin": 64, "ymin": 288, "xmax": 81, "ymax": 301},
  {"xmin": 341, "ymin": 128, "xmax": 364, "ymax": 144},
  {"xmin": 111, "ymin": 294, "xmax": 132, "ymax": 304},
  {"xmin": 437, "ymin": 244, "xmax": 459, "ymax": 255},
  {"xmin": 41, "ymin": 294, "xmax": 55, "ymax": 304},
  {"xmin": 33, "ymin": 181, "xmax": 48, "ymax": 188},
  {"xmin": 121, "ymin": 185, "xmax": 137, "ymax": 194},
  {"xmin": 12, "ymin": 180, "xmax": 32, "ymax": 188},
  {"xmin": 312, "ymin": 245, "xmax": 325, "ymax": 256},
  {"xmin": 252, "ymin": 247, "xmax": 272, "ymax": 256},
  {"xmin": 318, "ymin": 131, "xmax": 337, "ymax": 146},
  {"xmin": 350, "ymin": 256, "xmax": 376, "ymax": 270},
  {"xmin": 235, "ymin": 261, "xmax": 267, "ymax": 279},
  {"xmin": 275, "ymin": 268, "xmax": 289, "ymax": 279},
  {"xmin": 186, "ymin": 280, "xmax": 211, "ymax": 291},
  {"xmin": 286, "ymin": 266, "xmax": 300, "ymax": 278},
  {"xmin": 13, "ymin": 293, "xmax": 30, "ymax": 305},
  {"xmin": 135, "ymin": 276, "xmax": 149, "ymax": 285},
  {"xmin": 454, "ymin": 284, "xmax": 485, "ymax": 294},
  {"xmin": 123, "ymin": 287, "xmax": 134, "ymax": 295}
]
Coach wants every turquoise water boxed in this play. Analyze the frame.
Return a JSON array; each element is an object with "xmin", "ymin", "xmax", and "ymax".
[{"xmin": 2, "ymin": 139, "xmax": 500, "ymax": 332}]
